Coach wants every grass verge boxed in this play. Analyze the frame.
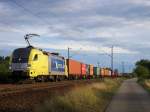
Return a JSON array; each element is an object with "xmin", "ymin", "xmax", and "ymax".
[
  {"xmin": 138, "ymin": 78, "xmax": 150, "ymax": 92},
  {"xmin": 34, "ymin": 78, "xmax": 124, "ymax": 112}
]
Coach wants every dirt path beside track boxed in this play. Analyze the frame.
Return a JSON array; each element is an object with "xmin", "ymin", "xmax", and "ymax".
[{"xmin": 106, "ymin": 78, "xmax": 150, "ymax": 112}]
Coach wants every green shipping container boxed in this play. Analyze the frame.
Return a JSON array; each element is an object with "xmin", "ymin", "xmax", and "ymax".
[{"xmin": 93, "ymin": 67, "xmax": 100, "ymax": 76}]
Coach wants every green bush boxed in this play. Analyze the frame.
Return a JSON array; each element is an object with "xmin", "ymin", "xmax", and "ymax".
[
  {"xmin": 134, "ymin": 65, "xmax": 150, "ymax": 79},
  {"xmin": 0, "ymin": 56, "xmax": 12, "ymax": 83},
  {"xmin": 133, "ymin": 59, "xmax": 150, "ymax": 80},
  {"xmin": 35, "ymin": 78, "xmax": 123, "ymax": 112}
]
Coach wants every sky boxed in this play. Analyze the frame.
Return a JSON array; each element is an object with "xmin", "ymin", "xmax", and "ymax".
[{"xmin": 1, "ymin": 0, "xmax": 150, "ymax": 72}]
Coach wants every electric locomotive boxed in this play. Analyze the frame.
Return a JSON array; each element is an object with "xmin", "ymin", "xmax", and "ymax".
[{"xmin": 9, "ymin": 34, "xmax": 68, "ymax": 81}]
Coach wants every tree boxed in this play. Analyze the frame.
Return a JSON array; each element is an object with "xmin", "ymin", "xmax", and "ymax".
[
  {"xmin": 134, "ymin": 65, "xmax": 150, "ymax": 79},
  {"xmin": 5, "ymin": 56, "xmax": 10, "ymax": 61},
  {"xmin": 0, "ymin": 56, "xmax": 10, "ymax": 73},
  {"xmin": 136, "ymin": 59, "xmax": 150, "ymax": 71},
  {"xmin": 0, "ymin": 56, "xmax": 11, "ymax": 83},
  {"xmin": 0, "ymin": 56, "xmax": 4, "ymax": 62}
]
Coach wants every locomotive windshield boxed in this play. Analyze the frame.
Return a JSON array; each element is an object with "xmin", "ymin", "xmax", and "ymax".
[{"xmin": 12, "ymin": 48, "xmax": 31, "ymax": 63}]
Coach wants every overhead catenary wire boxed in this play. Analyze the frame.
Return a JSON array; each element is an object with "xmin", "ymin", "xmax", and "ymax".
[
  {"xmin": 67, "ymin": 47, "xmax": 84, "ymax": 60},
  {"xmin": 9, "ymin": 0, "xmax": 55, "ymax": 26},
  {"xmin": 0, "ymin": 0, "xmax": 52, "ymax": 33},
  {"xmin": 69, "ymin": 48, "xmax": 82, "ymax": 58}
]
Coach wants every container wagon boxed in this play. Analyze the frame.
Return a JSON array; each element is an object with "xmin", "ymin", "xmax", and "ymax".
[
  {"xmin": 93, "ymin": 67, "xmax": 100, "ymax": 78},
  {"xmin": 10, "ymin": 46, "xmax": 68, "ymax": 81},
  {"xmin": 106, "ymin": 68, "xmax": 111, "ymax": 77},
  {"xmin": 67, "ymin": 59, "xmax": 81, "ymax": 79},
  {"xmin": 85, "ymin": 64, "xmax": 90, "ymax": 79},
  {"xmin": 100, "ymin": 68, "xmax": 105, "ymax": 77},
  {"xmin": 89, "ymin": 64, "xmax": 94, "ymax": 78},
  {"xmin": 101, "ymin": 68, "xmax": 112, "ymax": 77},
  {"xmin": 81, "ymin": 63, "xmax": 86, "ymax": 79}
]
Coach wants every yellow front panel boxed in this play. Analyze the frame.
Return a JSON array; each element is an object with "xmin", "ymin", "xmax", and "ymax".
[{"xmin": 28, "ymin": 48, "xmax": 49, "ymax": 78}]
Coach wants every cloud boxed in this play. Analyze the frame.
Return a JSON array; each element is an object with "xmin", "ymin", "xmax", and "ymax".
[
  {"xmin": 0, "ymin": 38, "xmax": 136, "ymax": 55},
  {"xmin": 129, "ymin": 0, "xmax": 150, "ymax": 6},
  {"xmin": 1, "ymin": 0, "xmax": 150, "ymax": 71}
]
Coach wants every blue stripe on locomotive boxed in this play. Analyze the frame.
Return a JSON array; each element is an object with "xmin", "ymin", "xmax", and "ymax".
[{"xmin": 50, "ymin": 56, "xmax": 65, "ymax": 72}]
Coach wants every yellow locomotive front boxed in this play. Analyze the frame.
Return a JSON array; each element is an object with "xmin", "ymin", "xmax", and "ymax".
[
  {"xmin": 10, "ymin": 46, "xmax": 49, "ymax": 79},
  {"xmin": 10, "ymin": 47, "xmax": 32, "ymax": 79}
]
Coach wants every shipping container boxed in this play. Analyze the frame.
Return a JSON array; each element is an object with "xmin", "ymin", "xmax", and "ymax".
[
  {"xmin": 104, "ymin": 69, "xmax": 108, "ymax": 76},
  {"xmin": 67, "ymin": 59, "xmax": 81, "ymax": 76},
  {"xmin": 104, "ymin": 68, "xmax": 109, "ymax": 76},
  {"xmin": 89, "ymin": 64, "xmax": 94, "ymax": 76},
  {"xmin": 100, "ymin": 68, "xmax": 105, "ymax": 76},
  {"xmin": 107, "ymin": 68, "xmax": 111, "ymax": 76},
  {"xmin": 101, "ymin": 68, "xmax": 111, "ymax": 77},
  {"xmin": 81, "ymin": 63, "xmax": 86, "ymax": 76},
  {"xmin": 93, "ymin": 67, "xmax": 100, "ymax": 76}
]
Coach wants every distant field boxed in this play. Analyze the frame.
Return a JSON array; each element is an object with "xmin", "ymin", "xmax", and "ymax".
[{"xmin": 35, "ymin": 78, "xmax": 124, "ymax": 112}]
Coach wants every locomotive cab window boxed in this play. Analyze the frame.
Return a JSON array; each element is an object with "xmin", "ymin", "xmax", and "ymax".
[{"xmin": 33, "ymin": 54, "xmax": 38, "ymax": 61}]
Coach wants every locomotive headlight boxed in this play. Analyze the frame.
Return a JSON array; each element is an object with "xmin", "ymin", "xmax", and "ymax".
[{"xmin": 9, "ymin": 64, "xmax": 12, "ymax": 70}]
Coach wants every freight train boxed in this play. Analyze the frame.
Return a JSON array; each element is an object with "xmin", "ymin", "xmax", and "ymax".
[
  {"xmin": 9, "ymin": 46, "xmax": 117, "ymax": 81},
  {"xmin": 9, "ymin": 34, "xmax": 117, "ymax": 81}
]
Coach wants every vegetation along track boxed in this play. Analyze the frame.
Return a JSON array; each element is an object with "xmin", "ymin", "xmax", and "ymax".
[
  {"xmin": 0, "ymin": 79, "xmax": 101, "ymax": 94},
  {"xmin": 0, "ymin": 79, "xmax": 103, "ymax": 112}
]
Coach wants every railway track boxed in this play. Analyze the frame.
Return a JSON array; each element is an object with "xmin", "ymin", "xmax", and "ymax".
[
  {"xmin": 0, "ymin": 79, "xmax": 102, "ymax": 95},
  {"xmin": 0, "ymin": 79, "xmax": 103, "ymax": 112}
]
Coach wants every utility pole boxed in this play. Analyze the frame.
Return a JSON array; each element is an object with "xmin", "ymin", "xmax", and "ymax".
[
  {"xmin": 67, "ymin": 47, "xmax": 82, "ymax": 77},
  {"xmin": 67, "ymin": 47, "xmax": 71, "ymax": 77},
  {"xmin": 97, "ymin": 62, "xmax": 100, "ymax": 67},
  {"xmin": 98, "ymin": 46, "xmax": 114, "ymax": 76},
  {"xmin": 111, "ymin": 46, "xmax": 114, "ymax": 76},
  {"xmin": 122, "ymin": 61, "xmax": 125, "ymax": 75},
  {"xmin": 68, "ymin": 47, "xmax": 70, "ymax": 60}
]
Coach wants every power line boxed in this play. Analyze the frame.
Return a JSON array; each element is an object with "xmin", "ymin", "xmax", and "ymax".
[
  {"xmin": 70, "ymin": 48, "xmax": 82, "ymax": 58},
  {"xmin": 97, "ymin": 46, "xmax": 114, "ymax": 74},
  {"xmin": 67, "ymin": 47, "xmax": 83, "ymax": 59},
  {"xmin": 0, "ymin": 0, "xmax": 50, "ymax": 32},
  {"xmin": 9, "ymin": 0, "xmax": 52, "ymax": 26},
  {"xmin": 97, "ymin": 47, "xmax": 111, "ymax": 57}
]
